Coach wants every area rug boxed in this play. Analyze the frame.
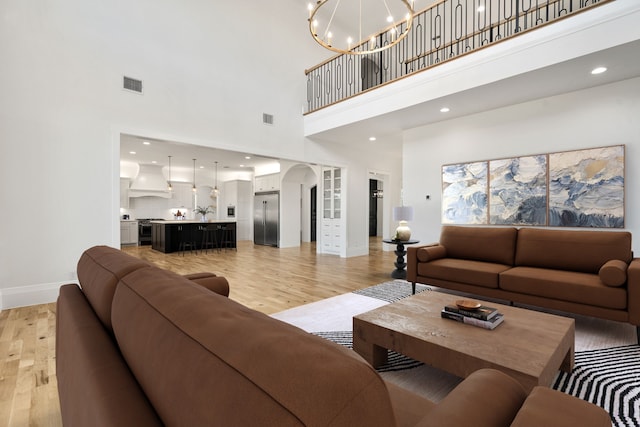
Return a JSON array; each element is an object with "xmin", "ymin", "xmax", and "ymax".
[
  {"xmin": 352, "ymin": 280, "xmax": 430, "ymax": 302},
  {"xmin": 553, "ymin": 345, "xmax": 640, "ymax": 427},
  {"xmin": 273, "ymin": 280, "xmax": 640, "ymax": 427}
]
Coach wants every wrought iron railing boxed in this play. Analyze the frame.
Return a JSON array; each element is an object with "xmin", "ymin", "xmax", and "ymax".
[{"xmin": 305, "ymin": 0, "xmax": 613, "ymax": 114}]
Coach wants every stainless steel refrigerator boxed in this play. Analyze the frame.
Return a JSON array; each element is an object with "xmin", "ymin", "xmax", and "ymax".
[{"xmin": 254, "ymin": 192, "xmax": 279, "ymax": 246}]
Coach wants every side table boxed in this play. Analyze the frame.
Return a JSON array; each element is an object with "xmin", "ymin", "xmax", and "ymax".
[{"xmin": 382, "ymin": 239, "xmax": 420, "ymax": 280}]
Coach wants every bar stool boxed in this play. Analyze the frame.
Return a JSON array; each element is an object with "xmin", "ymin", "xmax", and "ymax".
[
  {"xmin": 219, "ymin": 224, "xmax": 236, "ymax": 251},
  {"xmin": 177, "ymin": 225, "xmax": 197, "ymax": 256},
  {"xmin": 201, "ymin": 224, "xmax": 219, "ymax": 254}
]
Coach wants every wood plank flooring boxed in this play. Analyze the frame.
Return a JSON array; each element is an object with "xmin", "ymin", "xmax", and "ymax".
[
  {"xmin": 122, "ymin": 239, "xmax": 396, "ymax": 314},
  {"xmin": 0, "ymin": 238, "xmax": 395, "ymax": 426}
]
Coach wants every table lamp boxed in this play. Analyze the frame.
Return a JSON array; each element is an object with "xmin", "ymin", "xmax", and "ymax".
[{"xmin": 393, "ymin": 206, "xmax": 414, "ymax": 241}]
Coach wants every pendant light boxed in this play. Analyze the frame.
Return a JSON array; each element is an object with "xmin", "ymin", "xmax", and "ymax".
[
  {"xmin": 210, "ymin": 161, "xmax": 219, "ymax": 197},
  {"xmin": 167, "ymin": 156, "xmax": 173, "ymax": 191},
  {"xmin": 192, "ymin": 158, "xmax": 197, "ymax": 192}
]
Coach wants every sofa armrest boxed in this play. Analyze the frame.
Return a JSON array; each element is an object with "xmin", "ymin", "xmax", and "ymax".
[
  {"xmin": 626, "ymin": 258, "xmax": 640, "ymax": 325},
  {"xmin": 510, "ymin": 386, "xmax": 611, "ymax": 427},
  {"xmin": 183, "ymin": 272, "xmax": 230, "ymax": 297},
  {"xmin": 407, "ymin": 243, "xmax": 440, "ymax": 283},
  {"xmin": 415, "ymin": 369, "xmax": 527, "ymax": 427}
]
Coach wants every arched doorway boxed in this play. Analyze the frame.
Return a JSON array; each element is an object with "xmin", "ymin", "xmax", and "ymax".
[{"xmin": 279, "ymin": 164, "xmax": 319, "ymax": 248}]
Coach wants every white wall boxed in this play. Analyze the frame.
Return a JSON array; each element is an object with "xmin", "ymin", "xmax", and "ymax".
[
  {"xmin": 0, "ymin": 0, "xmax": 397, "ymax": 308},
  {"xmin": 403, "ymin": 77, "xmax": 640, "ymax": 248}
]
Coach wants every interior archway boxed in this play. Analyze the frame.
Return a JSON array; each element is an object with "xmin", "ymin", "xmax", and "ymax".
[{"xmin": 280, "ymin": 164, "xmax": 319, "ymax": 248}]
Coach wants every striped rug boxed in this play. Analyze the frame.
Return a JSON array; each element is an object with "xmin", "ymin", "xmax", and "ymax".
[
  {"xmin": 553, "ymin": 345, "xmax": 640, "ymax": 427},
  {"xmin": 352, "ymin": 280, "xmax": 430, "ymax": 302}
]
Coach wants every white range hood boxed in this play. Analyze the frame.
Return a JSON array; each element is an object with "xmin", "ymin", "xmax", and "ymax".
[{"xmin": 128, "ymin": 164, "xmax": 171, "ymax": 198}]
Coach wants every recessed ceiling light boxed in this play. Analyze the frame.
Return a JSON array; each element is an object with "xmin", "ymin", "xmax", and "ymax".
[
  {"xmin": 245, "ymin": 156, "xmax": 251, "ymax": 160},
  {"xmin": 142, "ymin": 141, "xmax": 151, "ymax": 145},
  {"xmin": 239, "ymin": 164, "xmax": 245, "ymax": 168},
  {"xmin": 200, "ymin": 166, "xmax": 205, "ymax": 169},
  {"xmin": 440, "ymin": 107, "xmax": 450, "ymax": 113},
  {"xmin": 129, "ymin": 151, "xmax": 136, "ymax": 155},
  {"xmin": 151, "ymin": 160, "xmax": 157, "ymax": 164},
  {"xmin": 369, "ymin": 137, "xmax": 377, "ymax": 141},
  {"xmin": 591, "ymin": 66, "xmax": 607, "ymax": 75}
]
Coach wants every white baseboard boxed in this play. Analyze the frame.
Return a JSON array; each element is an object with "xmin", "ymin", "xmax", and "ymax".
[{"xmin": 0, "ymin": 281, "xmax": 74, "ymax": 310}]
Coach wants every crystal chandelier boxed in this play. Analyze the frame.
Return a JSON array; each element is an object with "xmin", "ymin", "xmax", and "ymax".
[{"xmin": 308, "ymin": 0, "xmax": 415, "ymax": 55}]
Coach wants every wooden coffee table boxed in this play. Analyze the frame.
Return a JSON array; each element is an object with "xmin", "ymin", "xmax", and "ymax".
[{"xmin": 353, "ymin": 290, "xmax": 574, "ymax": 392}]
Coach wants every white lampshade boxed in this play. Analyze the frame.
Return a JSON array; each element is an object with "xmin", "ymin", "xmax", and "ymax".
[{"xmin": 393, "ymin": 206, "xmax": 414, "ymax": 222}]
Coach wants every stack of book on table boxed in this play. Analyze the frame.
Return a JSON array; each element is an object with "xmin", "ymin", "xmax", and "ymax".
[{"xmin": 441, "ymin": 300, "xmax": 504, "ymax": 330}]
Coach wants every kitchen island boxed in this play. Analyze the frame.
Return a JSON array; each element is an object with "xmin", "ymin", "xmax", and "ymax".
[{"xmin": 151, "ymin": 220, "xmax": 236, "ymax": 253}]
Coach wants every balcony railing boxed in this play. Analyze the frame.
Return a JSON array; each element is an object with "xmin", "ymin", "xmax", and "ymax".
[{"xmin": 305, "ymin": 0, "xmax": 613, "ymax": 114}]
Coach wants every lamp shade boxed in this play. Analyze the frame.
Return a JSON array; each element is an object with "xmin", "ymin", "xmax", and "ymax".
[{"xmin": 393, "ymin": 206, "xmax": 414, "ymax": 222}]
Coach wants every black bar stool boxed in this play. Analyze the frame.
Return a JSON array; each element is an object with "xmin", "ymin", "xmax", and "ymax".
[
  {"xmin": 177, "ymin": 225, "xmax": 197, "ymax": 256},
  {"xmin": 219, "ymin": 224, "xmax": 236, "ymax": 251},
  {"xmin": 201, "ymin": 224, "xmax": 219, "ymax": 254}
]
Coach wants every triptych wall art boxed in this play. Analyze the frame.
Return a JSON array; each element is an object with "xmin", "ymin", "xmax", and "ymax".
[{"xmin": 441, "ymin": 145, "xmax": 625, "ymax": 228}]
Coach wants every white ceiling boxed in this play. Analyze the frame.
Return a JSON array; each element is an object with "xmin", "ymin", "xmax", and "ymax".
[{"xmin": 120, "ymin": 134, "xmax": 280, "ymax": 173}]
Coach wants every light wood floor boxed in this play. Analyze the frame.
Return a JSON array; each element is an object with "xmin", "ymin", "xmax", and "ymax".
[{"xmin": 0, "ymin": 238, "xmax": 395, "ymax": 426}]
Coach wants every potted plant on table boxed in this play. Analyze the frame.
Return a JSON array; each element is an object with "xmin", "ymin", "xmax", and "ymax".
[{"xmin": 194, "ymin": 205, "xmax": 215, "ymax": 222}]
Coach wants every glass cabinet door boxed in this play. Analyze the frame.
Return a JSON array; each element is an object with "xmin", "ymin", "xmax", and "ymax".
[
  {"xmin": 323, "ymin": 167, "xmax": 342, "ymax": 219},
  {"xmin": 323, "ymin": 169, "xmax": 332, "ymax": 219},
  {"xmin": 333, "ymin": 169, "xmax": 341, "ymax": 219}
]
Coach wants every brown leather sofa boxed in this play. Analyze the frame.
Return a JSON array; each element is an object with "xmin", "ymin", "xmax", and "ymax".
[
  {"xmin": 408, "ymin": 226, "xmax": 640, "ymax": 340},
  {"xmin": 56, "ymin": 245, "xmax": 611, "ymax": 426}
]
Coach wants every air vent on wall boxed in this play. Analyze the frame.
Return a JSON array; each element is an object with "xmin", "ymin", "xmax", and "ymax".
[
  {"xmin": 262, "ymin": 113, "xmax": 274, "ymax": 126},
  {"xmin": 123, "ymin": 76, "xmax": 143, "ymax": 94}
]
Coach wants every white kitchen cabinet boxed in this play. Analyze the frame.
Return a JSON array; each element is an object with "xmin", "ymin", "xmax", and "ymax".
[
  {"xmin": 120, "ymin": 221, "xmax": 138, "ymax": 245},
  {"xmin": 223, "ymin": 180, "xmax": 252, "ymax": 240},
  {"xmin": 170, "ymin": 182, "xmax": 194, "ymax": 210},
  {"xmin": 322, "ymin": 168, "xmax": 341, "ymax": 220},
  {"xmin": 255, "ymin": 173, "xmax": 280, "ymax": 192},
  {"xmin": 321, "ymin": 167, "xmax": 343, "ymax": 255},
  {"xmin": 120, "ymin": 178, "xmax": 130, "ymax": 209}
]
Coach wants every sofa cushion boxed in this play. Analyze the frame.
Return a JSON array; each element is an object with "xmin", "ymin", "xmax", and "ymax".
[
  {"xmin": 417, "ymin": 245, "xmax": 447, "ymax": 262},
  {"xmin": 77, "ymin": 245, "xmax": 151, "ymax": 333},
  {"xmin": 440, "ymin": 226, "xmax": 517, "ymax": 266},
  {"xmin": 416, "ymin": 369, "xmax": 527, "ymax": 427},
  {"xmin": 514, "ymin": 228, "xmax": 632, "ymax": 273},
  {"xmin": 500, "ymin": 267, "xmax": 627, "ymax": 310},
  {"xmin": 599, "ymin": 260, "xmax": 628, "ymax": 287},
  {"xmin": 510, "ymin": 386, "xmax": 611, "ymax": 427},
  {"xmin": 418, "ymin": 258, "xmax": 511, "ymax": 289},
  {"xmin": 111, "ymin": 266, "xmax": 396, "ymax": 427}
]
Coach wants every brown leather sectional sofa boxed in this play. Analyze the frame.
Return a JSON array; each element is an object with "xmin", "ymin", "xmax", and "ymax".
[
  {"xmin": 56, "ymin": 245, "xmax": 611, "ymax": 426},
  {"xmin": 408, "ymin": 226, "xmax": 640, "ymax": 340}
]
